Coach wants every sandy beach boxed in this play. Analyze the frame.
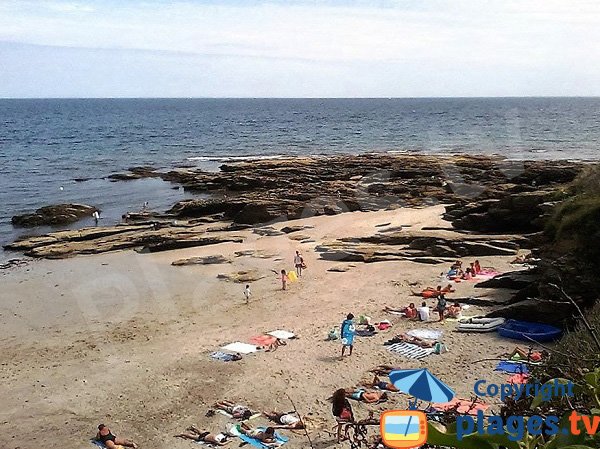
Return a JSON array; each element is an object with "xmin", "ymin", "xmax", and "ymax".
[{"xmin": 1, "ymin": 205, "xmax": 528, "ymax": 449}]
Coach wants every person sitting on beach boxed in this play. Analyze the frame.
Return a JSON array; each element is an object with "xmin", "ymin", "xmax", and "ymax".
[
  {"xmin": 462, "ymin": 268, "xmax": 473, "ymax": 280},
  {"xmin": 213, "ymin": 400, "xmax": 254, "ymax": 419},
  {"xmin": 445, "ymin": 302, "xmax": 462, "ymax": 318},
  {"xmin": 507, "ymin": 346, "xmax": 548, "ymax": 362},
  {"xmin": 474, "ymin": 260, "xmax": 482, "ymax": 273},
  {"xmin": 263, "ymin": 411, "xmax": 305, "ymax": 429},
  {"xmin": 451, "ymin": 260, "xmax": 462, "ymax": 270},
  {"xmin": 344, "ymin": 388, "xmax": 388, "ymax": 404},
  {"xmin": 239, "ymin": 423, "xmax": 279, "ymax": 446},
  {"xmin": 96, "ymin": 424, "xmax": 138, "ymax": 449},
  {"xmin": 175, "ymin": 425, "xmax": 230, "ymax": 446},
  {"xmin": 469, "ymin": 262, "xmax": 477, "ymax": 277},
  {"xmin": 417, "ymin": 301, "xmax": 430, "ymax": 321},
  {"xmin": 361, "ymin": 374, "xmax": 399, "ymax": 392},
  {"xmin": 331, "ymin": 388, "xmax": 355, "ymax": 442},
  {"xmin": 383, "ymin": 303, "xmax": 417, "ymax": 319}
]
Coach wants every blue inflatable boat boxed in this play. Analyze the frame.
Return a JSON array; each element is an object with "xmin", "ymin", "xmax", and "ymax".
[{"xmin": 498, "ymin": 319, "xmax": 562, "ymax": 342}]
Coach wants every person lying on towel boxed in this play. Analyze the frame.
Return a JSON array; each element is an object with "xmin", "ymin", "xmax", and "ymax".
[
  {"xmin": 239, "ymin": 423, "xmax": 280, "ymax": 447},
  {"xmin": 96, "ymin": 424, "xmax": 138, "ymax": 449},
  {"xmin": 369, "ymin": 364, "xmax": 402, "ymax": 376},
  {"xmin": 507, "ymin": 346, "xmax": 548, "ymax": 362},
  {"xmin": 361, "ymin": 374, "xmax": 399, "ymax": 392},
  {"xmin": 213, "ymin": 400, "xmax": 254, "ymax": 419},
  {"xmin": 343, "ymin": 387, "xmax": 388, "ymax": 403},
  {"xmin": 387, "ymin": 333, "xmax": 436, "ymax": 348},
  {"xmin": 263, "ymin": 410, "xmax": 305, "ymax": 429},
  {"xmin": 175, "ymin": 425, "xmax": 230, "ymax": 446}
]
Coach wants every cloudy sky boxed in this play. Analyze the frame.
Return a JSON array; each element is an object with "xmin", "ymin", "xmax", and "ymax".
[{"xmin": 0, "ymin": 0, "xmax": 599, "ymax": 97}]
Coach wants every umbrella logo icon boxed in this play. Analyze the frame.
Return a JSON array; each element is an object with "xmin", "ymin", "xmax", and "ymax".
[{"xmin": 380, "ymin": 369, "xmax": 455, "ymax": 448}]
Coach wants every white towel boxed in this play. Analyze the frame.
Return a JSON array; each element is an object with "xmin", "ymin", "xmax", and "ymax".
[
  {"xmin": 267, "ymin": 330, "xmax": 295, "ymax": 340},
  {"xmin": 221, "ymin": 342, "xmax": 259, "ymax": 354}
]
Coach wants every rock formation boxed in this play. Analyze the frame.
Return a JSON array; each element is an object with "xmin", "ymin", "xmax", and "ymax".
[{"xmin": 12, "ymin": 204, "xmax": 98, "ymax": 227}]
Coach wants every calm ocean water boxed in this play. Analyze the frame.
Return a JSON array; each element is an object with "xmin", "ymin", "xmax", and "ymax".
[{"xmin": 1, "ymin": 97, "xmax": 600, "ymax": 259}]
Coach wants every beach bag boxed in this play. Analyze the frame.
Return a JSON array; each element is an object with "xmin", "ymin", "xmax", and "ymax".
[
  {"xmin": 327, "ymin": 328, "xmax": 339, "ymax": 340},
  {"xmin": 433, "ymin": 342, "xmax": 448, "ymax": 354}
]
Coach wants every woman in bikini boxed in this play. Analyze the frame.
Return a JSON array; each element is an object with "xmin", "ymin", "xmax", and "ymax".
[
  {"xmin": 362, "ymin": 374, "xmax": 399, "ymax": 392},
  {"xmin": 213, "ymin": 400, "xmax": 254, "ymax": 419},
  {"xmin": 175, "ymin": 425, "xmax": 230, "ymax": 446},
  {"xmin": 263, "ymin": 410, "xmax": 305, "ymax": 429},
  {"xmin": 239, "ymin": 423, "xmax": 279, "ymax": 446},
  {"xmin": 344, "ymin": 387, "xmax": 388, "ymax": 403},
  {"xmin": 96, "ymin": 424, "xmax": 138, "ymax": 449}
]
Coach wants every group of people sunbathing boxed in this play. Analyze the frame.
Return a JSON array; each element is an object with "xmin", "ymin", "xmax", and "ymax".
[
  {"xmin": 385, "ymin": 299, "xmax": 462, "ymax": 321},
  {"xmin": 448, "ymin": 259, "xmax": 482, "ymax": 280}
]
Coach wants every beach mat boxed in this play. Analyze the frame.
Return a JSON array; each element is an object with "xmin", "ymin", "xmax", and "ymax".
[
  {"xmin": 267, "ymin": 330, "xmax": 295, "ymax": 340},
  {"xmin": 221, "ymin": 342, "xmax": 259, "ymax": 354},
  {"xmin": 210, "ymin": 351, "xmax": 241, "ymax": 362},
  {"xmin": 387, "ymin": 342, "xmax": 434, "ymax": 359},
  {"xmin": 231, "ymin": 425, "xmax": 288, "ymax": 448},
  {"xmin": 406, "ymin": 329, "xmax": 443, "ymax": 340},
  {"xmin": 495, "ymin": 361, "xmax": 529, "ymax": 374}
]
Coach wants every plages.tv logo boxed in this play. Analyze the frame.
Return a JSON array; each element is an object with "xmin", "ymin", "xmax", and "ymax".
[{"xmin": 380, "ymin": 369, "xmax": 455, "ymax": 448}]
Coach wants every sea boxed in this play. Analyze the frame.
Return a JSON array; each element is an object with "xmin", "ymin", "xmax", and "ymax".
[{"xmin": 1, "ymin": 97, "xmax": 600, "ymax": 261}]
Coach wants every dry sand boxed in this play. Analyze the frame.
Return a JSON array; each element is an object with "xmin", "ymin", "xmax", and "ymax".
[{"xmin": 0, "ymin": 205, "xmax": 530, "ymax": 449}]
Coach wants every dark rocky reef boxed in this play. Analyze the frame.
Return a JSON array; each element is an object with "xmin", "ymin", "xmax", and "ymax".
[
  {"xmin": 113, "ymin": 155, "xmax": 583, "ymax": 229},
  {"xmin": 12, "ymin": 204, "xmax": 98, "ymax": 227}
]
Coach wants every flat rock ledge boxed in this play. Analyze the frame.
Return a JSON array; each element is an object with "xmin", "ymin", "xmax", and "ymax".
[{"xmin": 4, "ymin": 224, "xmax": 243, "ymax": 259}]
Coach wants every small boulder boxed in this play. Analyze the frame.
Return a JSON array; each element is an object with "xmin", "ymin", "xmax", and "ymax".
[{"xmin": 12, "ymin": 204, "xmax": 99, "ymax": 227}]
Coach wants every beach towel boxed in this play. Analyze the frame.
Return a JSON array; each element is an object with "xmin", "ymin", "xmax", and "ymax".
[
  {"xmin": 267, "ymin": 330, "xmax": 295, "ymax": 340},
  {"xmin": 432, "ymin": 398, "xmax": 489, "ymax": 415},
  {"xmin": 231, "ymin": 425, "xmax": 288, "ymax": 448},
  {"xmin": 495, "ymin": 361, "xmax": 529, "ymax": 374},
  {"xmin": 406, "ymin": 329, "xmax": 443, "ymax": 340},
  {"xmin": 355, "ymin": 329, "xmax": 377, "ymax": 337},
  {"xmin": 508, "ymin": 373, "xmax": 530, "ymax": 384},
  {"xmin": 387, "ymin": 342, "xmax": 434, "ymax": 360},
  {"xmin": 250, "ymin": 335, "xmax": 278, "ymax": 346},
  {"xmin": 210, "ymin": 351, "xmax": 241, "ymax": 362},
  {"xmin": 221, "ymin": 342, "xmax": 259, "ymax": 354},
  {"xmin": 91, "ymin": 440, "xmax": 107, "ymax": 449}
]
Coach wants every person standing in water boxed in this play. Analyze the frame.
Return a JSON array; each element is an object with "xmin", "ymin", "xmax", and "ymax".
[
  {"xmin": 92, "ymin": 210, "xmax": 100, "ymax": 225},
  {"xmin": 294, "ymin": 251, "xmax": 303, "ymax": 276},
  {"xmin": 244, "ymin": 284, "xmax": 252, "ymax": 304},
  {"xmin": 340, "ymin": 313, "xmax": 356, "ymax": 358}
]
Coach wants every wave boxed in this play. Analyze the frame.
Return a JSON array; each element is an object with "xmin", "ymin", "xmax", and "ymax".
[{"xmin": 187, "ymin": 154, "xmax": 289, "ymax": 162}]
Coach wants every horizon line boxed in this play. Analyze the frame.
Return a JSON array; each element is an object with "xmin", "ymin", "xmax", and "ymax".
[{"xmin": 1, "ymin": 95, "xmax": 600, "ymax": 100}]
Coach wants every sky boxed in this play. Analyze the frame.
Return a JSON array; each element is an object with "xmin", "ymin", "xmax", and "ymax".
[{"xmin": 0, "ymin": 0, "xmax": 599, "ymax": 98}]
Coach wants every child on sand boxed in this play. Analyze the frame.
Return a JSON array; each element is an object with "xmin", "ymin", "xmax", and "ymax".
[
  {"xmin": 280, "ymin": 269, "xmax": 287, "ymax": 290},
  {"xmin": 244, "ymin": 284, "xmax": 251, "ymax": 303},
  {"xmin": 340, "ymin": 313, "xmax": 356, "ymax": 358}
]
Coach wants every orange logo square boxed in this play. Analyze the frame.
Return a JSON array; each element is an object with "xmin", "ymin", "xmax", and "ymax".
[{"xmin": 380, "ymin": 410, "xmax": 428, "ymax": 448}]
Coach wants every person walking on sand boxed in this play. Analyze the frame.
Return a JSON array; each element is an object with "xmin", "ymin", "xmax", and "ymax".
[
  {"xmin": 340, "ymin": 313, "xmax": 356, "ymax": 358},
  {"xmin": 294, "ymin": 251, "xmax": 303, "ymax": 276},
  {"xmin": 244, "ymin": 284, "xmax": 252, "ymax": 304},
  {"xmin": 280, "ymin": 269, "xmax": 287, "ymax": 290}
]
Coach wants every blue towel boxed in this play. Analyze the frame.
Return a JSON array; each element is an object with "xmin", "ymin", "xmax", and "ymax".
[
  {"xmin": 238, "ymin": 427, "xmax": 288, "ymax": 448},
  {"xmin": 495, "ymin": 361, "xmax": 529, "ymax": 374},
  {"xmin": 91, "ymin": 440, "xmax": 106, "ymax": 448},
  {"xmin": 210, "ymin": 351, "xmax": 239, "ymax": 362}
]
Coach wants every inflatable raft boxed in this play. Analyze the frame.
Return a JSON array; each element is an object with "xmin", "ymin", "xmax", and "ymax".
[
  {"xmin": 456, "ymin": 317, "xmax": 506, "ymax": 333},
  {"xmin": 498, "ymin": 320, "xmax": 562, "ymax": 342}
]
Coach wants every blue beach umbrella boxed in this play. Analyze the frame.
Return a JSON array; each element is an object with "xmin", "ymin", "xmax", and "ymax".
[{"xmin": 389, "ymin": 368, "xmax": 455, "ymax": 403}]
